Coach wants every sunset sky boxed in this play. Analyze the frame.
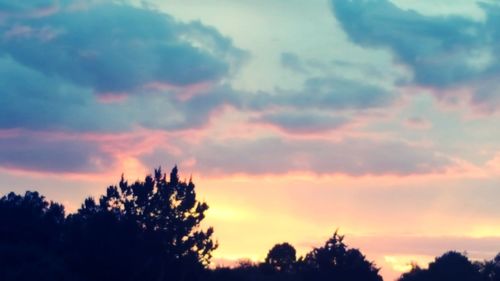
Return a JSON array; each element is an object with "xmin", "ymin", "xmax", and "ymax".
[{"xmin": 2, "ymin": 0, "xmax": 500, "ymax": 280}]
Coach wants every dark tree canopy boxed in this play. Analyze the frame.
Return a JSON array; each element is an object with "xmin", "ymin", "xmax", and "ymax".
[
  {"xmin": 0, "ymin": 167, "xmax": 216, "ymax": 281},
  {"xmin": 265, "ymin": 242, "xmax": 297, "ymax": 272},
  {"xmin": 0, "ymin": 191, "xmax": 65, "ymax": 246},
  {"xmin": 4, "ymin": 168, "xmax": 500, "ymax": 281},
  {"xmin": 205, "ymin": 231, "xmax": 382, "ymax": 281},
  {"xmin": 478, "ymin": 253, "xmax": 500, "ymax": 281},
  {"xmin": 66, "ymin": 166, "xmax": 216, "ymax": 281},
  {"xmin": 0, "ymin": 191, "xmax": 67, "ymax": 281},
  {"xmin": 104, "ymin": 166, "xmax": 215, "ymax": 266},
  {"xmin": 398, "ymin": 251, "xmax": 482, "ymax": 281},
  {"xmin": 301, "ymin": 231, "xmax": 383, "ymax": 281},
  {"xmin": 397, "ymin": 264, "xmax": 427, "ymax": 281},
  {"xmin": 428, "ymin": 251, "xmax": 481, "ymax": 281}
]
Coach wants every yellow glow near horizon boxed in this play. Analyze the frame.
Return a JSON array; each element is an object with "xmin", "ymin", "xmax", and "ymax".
[
  {"xmin": 384, "ymin": 255, "xmax": 434, "ymax": 273},
  {"xmin": 186, "ymin": 172, "xmax": 500, "ymax": 281}
]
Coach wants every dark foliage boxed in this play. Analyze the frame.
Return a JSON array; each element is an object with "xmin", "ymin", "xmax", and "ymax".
[
  {"xmin": 2, "ymin": 167, "xmax": 500, "ymax": 281},
  {"xmin": 0, "ymin": 167, "xmax": 215, "ymax": 281},
  {"xmin": 397, "ymin": 264, "xmax": 427, "ymax": 281},
  {"xmin": 300, "ymin": 231, "xmax": 383, "ymax": 281},
  {"xmin": 265, "ymin": 242, "xmax": 297, "ymax": 273},
  {"xmin": 398, "ymin": 251, "xmax": 482, "ymax": 281},
  {"xmin": 478, "ymin": 253, "xmax": 500, "ymax": 281},
  {"xmin": 0, "ymin": 191, "xmax": 68, "ymax": 281},
  {"xmin": 203, "ymin": 233, "xmax": 382, "ymax": 281}
]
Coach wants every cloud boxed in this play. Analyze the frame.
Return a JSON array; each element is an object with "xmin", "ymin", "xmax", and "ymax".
[
  {"xmin": 0, "ymin": 133, "xmax": 113, "ymax": 173},
  {"xmin": 253, "ymin": 111, "xmax": 349, "ymax": 133},
  {"xmin": 0, "ymin": 55, "xmax": 240, "ymax": 132},
  {"xmin": 0, "ymin": 0, "xmax": 58, "ymax": 17},
  {"xmin": 0, "ymin": 0, "xmax": 403, "ymax": 175},
  {"xmin": 0, "ymin": 56, "xmax": 127, "ymax": 132},
  {"xmin": 331, "ymin": 0, "xmax": 500, "ymax": 110},
  {"xmin": 281, "ymin": 52, "xmax": 309, "ymax": 74},
  {"xmin": 347, "ymin": 235, "xmax": 500, "ymax": 258},
  {"xmin": 142, "ymin": 136, "xmax": 450, "ymax": 176},
  {"xmin": 0, "ymin": 0, "xmax": 395, "ymax": 134},
  {"xmin": 404, "ymin": 117, "xmax": 432, "ymax": 130},
  {"xmin": 0, "ymin": 1, "xmax": 245, "ymax": 93},
  {"xmin": 241, "ymin": 76, "xmax": 394, "ymax": 111}
]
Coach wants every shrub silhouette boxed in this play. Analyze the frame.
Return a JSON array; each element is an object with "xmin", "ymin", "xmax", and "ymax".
[{"xmin": 265, "ymin": 242, "xmax": 297, "ymax": 273}]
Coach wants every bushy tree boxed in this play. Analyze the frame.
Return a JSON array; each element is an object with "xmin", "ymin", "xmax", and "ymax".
[
  {"xmin": 429, "ymin": 251, "xmax": 481, "ymax": 281},
  {"xmin": 0, "ymin": 191, "xmax": 68, "ymax": 281},
  {"xmin": 265, "ymin": 242, "xmax": 297, "ymax": 273},
  {"xmin": 65, "ymin": 166, "xmax": 216, "ymax": 281},
  {"xmin": 301, "ymin": 231, "xmax": 382, "ymax": 281},
  {"xmin": 398, "ymin": 251, "xmax": 482, "ymax": 281},
  {"xmin": 64, "ymin": 200, "xmax": 145, "ymax": 281},
  {"xmin": 478, "ymin": 253, "xmax": 500, "ymax": 281},
  {"xmin": 397, "ymin": 264, "xmax": 427, "ymax": 281}
]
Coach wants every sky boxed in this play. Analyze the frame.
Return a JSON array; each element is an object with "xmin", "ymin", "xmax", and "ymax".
[{"xmin": 1, "ymin": 0, "xmax": 500, "ymax": 280}]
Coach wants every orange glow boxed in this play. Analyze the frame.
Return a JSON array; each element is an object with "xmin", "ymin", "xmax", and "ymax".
[{"xmin": 384, "ymin": 255, "xmax": 434, "ymax": 272}]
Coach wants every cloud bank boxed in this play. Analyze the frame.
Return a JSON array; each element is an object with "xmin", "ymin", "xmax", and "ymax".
[{"xmin": 331, "ymin": 0, "xmax": 500, "ymax": 111}]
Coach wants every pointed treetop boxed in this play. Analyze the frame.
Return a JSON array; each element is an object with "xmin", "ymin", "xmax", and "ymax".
[{"xmin": 170, "ymin": 165, "xmax": 179, "ymax": 184}]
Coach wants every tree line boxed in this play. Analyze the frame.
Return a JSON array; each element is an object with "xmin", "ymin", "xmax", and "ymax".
[{"xmin": 0, "ymin": 166, "xmax": 499, "ymax": 281}]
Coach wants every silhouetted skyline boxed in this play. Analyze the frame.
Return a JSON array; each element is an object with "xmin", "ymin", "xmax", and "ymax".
[{"xmin": 2, "ymin": 1, "xmax": 500, "ymax": 280}]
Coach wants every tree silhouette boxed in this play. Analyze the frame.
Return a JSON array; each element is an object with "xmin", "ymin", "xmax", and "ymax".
[
  {"xmin": 428, "ymin": 251, "xmax": 481, "ymax": 281},
  {"xmin": 8, "ymin": 170, "xmax": 500, "ymax": 281},
  {"xmin": 64, "ymin": 200, "xmax": 145, "ymax": 281},
  {"xmin": 0, "ymin": 191, "xmax": 68, "ymax": 281},
  {"xmin": 265, "ymin": 243, "xmax": 297, "ymax": 273},
  {"xmin": 478, "ymin": 253, "xmax": 500, "ymax": 281},
  {"xmin": 301, "ymin": 231, "xmax": 383, "ymax": 281},
  {"xmin": 65, "ymin": 166, "xmax": 216, "ymax": 281},
  {"xmin": 398, "ymin": 251, "xmax": 482, "ymax": 281},
  {"xmin": 397, "ymin": 264, "xmax": 427, "ymax": 281}
]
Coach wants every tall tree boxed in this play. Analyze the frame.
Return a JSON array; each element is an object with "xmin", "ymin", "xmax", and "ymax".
[{"xmin": 65, "ymin": 166, "xmax": 216, "ymax": 281}]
